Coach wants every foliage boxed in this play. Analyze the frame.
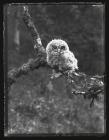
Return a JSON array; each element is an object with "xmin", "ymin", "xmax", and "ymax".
[{"xmin": 7, "ymin": 68, "xmax": 104, "ymax": 134}]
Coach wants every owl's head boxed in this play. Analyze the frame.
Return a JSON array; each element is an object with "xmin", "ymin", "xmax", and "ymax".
[{"xmin": 46, "ymin": 39, "xmax": 69, "ymax": 55}]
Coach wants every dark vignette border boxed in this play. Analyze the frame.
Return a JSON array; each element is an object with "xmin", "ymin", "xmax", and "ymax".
[{"xmin": 2, "ymin": 0, "xmax": 108, "ymax": 138}]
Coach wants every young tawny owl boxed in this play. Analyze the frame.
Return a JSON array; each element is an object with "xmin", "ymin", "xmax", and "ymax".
[{"xmin": 46, "ymin": 39, "xmax": 78, "ymax": 78}]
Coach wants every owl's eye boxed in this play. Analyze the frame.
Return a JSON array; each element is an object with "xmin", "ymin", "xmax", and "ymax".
[
  {"xmin": 52, "ymin": 45, "xmax": 57, "ymax": 50},
  {"xmin": 61, "ymin": 46, "xmax": 65, "ymax": 50}
]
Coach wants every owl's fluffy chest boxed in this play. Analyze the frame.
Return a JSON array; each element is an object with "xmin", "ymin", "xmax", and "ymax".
[{"xmin": 47, "ymin": 53, "xmax": 68, "ymax": 70}]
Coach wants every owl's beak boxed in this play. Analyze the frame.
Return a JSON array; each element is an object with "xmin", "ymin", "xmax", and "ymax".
[{"xmin": 58, "ymin": 48, "xmax": 61, "ymax": 53}]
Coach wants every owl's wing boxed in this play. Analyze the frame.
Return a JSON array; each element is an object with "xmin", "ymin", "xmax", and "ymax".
[{"xmin": 60, "ymin": 51, "xmax": 78, "ymax": 71}]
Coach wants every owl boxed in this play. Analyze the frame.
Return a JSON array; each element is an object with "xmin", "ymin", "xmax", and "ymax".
[{"xmin": 46, "ymin": 39, "xmax": 78, "ymax": 78}]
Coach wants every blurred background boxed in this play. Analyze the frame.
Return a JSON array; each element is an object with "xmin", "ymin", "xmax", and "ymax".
[{"xmin": 5, "ymin": 3, "xmax": 105, "ymax": 134}]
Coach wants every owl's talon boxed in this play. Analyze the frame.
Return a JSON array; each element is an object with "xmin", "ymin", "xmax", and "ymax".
[
  {"xmin": 50, "ymin": 72, "xmax": 62, "ymax": 79},
  {"xmin": 50, "ymin": 74, "xmax": 56, "ymax": 79},
  {"xmin": 50, "ymin": 75, "xmax": 55, "ymax": 79}
]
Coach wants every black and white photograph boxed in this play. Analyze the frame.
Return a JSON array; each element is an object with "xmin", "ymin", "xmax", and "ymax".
[{"xmin": 4, "ymin": 3, "xmax": 105, "ymax": 136}]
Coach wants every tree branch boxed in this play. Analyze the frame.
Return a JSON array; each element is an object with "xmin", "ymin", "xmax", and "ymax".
[
  {"xmin": 8, "ymin": 5, "xmax": 47, "ymax": 90},
  {"xmin": 8, "ymin": 57, "xmax": 47, "ymax": 90},
  {"xmin": 7, "ymin": 5, "xmax": 105, "ymax": 106},
  {"xmin": 23, "ymin": 6, "xmax": 45, "ymax": 53}
]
